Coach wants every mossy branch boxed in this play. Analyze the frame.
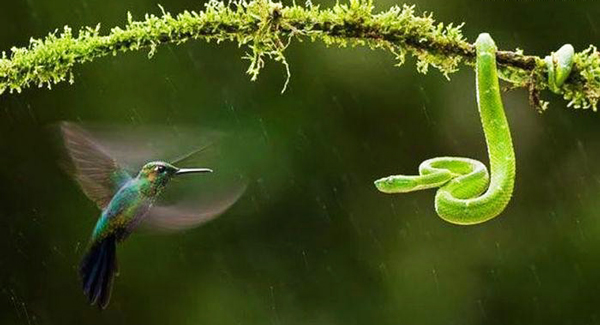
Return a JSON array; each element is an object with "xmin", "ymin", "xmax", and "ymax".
[{"xmin": 1, "ymin": 0, "xmax": 599, "ymax": 110}]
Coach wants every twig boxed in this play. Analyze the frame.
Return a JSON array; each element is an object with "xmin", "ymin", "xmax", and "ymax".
[{"xmin": 1, "ymin": 0, "xmax": 598, "ymax": 110}]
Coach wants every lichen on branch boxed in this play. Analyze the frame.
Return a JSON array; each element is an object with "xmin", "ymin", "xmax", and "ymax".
[{"xmin": 0, "ymin": 0, "xmax": 599, "ymax": 110}]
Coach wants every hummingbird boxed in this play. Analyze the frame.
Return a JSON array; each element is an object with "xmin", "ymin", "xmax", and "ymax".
[{"xmin": 60, "ymin": 123, "xmax": 240, "ymax": 309}]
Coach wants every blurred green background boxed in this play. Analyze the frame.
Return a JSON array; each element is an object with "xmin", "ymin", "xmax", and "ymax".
[{"xmin": 1, "ymin": 0, "xmax": 600, "ymax": 324}]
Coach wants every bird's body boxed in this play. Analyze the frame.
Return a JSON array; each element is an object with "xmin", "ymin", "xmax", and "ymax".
[
  {"xmin": 90, "ymin": 159, "xmax": 207, "ymax": 244},
  {"xmin": 92, "ymin": 175, "xmax": 152, "ymax": 244}
]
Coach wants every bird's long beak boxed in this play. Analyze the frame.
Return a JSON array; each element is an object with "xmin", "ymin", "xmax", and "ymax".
[{"xmin": 175, "ymin": 168, "xmax": 213, "ymax": 175}]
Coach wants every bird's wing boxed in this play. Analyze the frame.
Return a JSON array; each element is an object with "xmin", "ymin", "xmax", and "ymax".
[
  {"xmin": 60, "ymin": 122, "xmax": 132, "ymax": 209},
  {"xmin": 140, "ymin": 183, "xmax": 246, "ymax": 232}
]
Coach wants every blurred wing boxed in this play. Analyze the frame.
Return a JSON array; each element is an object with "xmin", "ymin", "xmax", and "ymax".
[
  {"xmin": 60, "ymin": 122, "xmax": 132, "ymax": 209},
  {"xmin": 141, "ymin": 183, "xmax": 247, "ymax": 232},
  {"xmin": 72, "ymin": 124, "xmax": 224, "ymax": 169}
]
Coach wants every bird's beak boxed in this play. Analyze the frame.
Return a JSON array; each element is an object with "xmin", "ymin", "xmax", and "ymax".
[{"xmin": 175, "ymin": 168, "xmax": 213, "ymax": 175}]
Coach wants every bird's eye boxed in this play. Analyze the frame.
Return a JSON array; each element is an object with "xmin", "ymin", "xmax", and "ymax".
[{"xmin": 155, "ymin": 165, "xmax": 166, "ymax": 173}]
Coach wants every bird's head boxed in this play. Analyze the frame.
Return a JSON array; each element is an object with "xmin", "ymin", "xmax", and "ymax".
[{"xmin": 138, "ymin": 161, "xmax": 212, "ymax": 196}]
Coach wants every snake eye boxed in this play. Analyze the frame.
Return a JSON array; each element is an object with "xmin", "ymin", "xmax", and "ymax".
[{"xmin": 155, "ymin": 165, "xmax": 166, "ymax": 173}]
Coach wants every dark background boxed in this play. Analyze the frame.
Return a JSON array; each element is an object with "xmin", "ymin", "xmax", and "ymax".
[{"xmin": 1, "ymin": 0, "xmax": 600, "ymax": 324}]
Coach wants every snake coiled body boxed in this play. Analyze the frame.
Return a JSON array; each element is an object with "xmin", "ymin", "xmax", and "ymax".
[{"xmin": 375, "ymin": 33, "xmax": 515, "ymax": 225}]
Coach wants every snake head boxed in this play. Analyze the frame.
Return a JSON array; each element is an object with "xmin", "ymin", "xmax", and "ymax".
[{"xmin": 374, "ymin": 176, "xmax": 418, "ymax": 193}]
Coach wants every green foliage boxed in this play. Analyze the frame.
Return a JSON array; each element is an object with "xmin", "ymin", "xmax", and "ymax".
[
  {"xmin": 0, "ymin": 0, "xmax": 599, "ymax": 110},
  {"xmin": 561, "ymin": 45, "xmax": 600, "ymax": 110}
]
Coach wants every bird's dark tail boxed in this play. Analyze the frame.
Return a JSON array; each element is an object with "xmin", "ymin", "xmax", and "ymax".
[{"xmin": 80, "ymin": 235, "xmax": 117, "ymax": 309}]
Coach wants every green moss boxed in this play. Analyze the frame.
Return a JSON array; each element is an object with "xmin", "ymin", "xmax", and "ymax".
[
  {"xmin": 560, "ymin": 45, "xmax": 600, "ymax": 110},
  {"xmin": 0, "ymin": 0, "xmax": 599, "ymax": 111}
]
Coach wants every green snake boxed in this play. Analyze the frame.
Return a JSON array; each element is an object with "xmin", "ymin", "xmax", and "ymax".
[{"xmin": 374, "ymin": 33, "xmax": 575, "ymax": 225}]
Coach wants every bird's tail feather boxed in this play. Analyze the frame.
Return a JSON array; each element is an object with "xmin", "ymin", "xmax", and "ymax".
[{"xmin": 80, "ymin": 235, "xmax": 117, "ymax": 309}]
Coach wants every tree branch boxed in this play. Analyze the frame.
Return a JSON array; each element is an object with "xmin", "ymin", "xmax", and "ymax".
[{"xmin": 1, "ymin": 0, "xmax": 598, "ymax": 110}]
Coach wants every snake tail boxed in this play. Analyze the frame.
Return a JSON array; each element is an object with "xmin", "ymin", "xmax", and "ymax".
[{"xmin": 545, "ymin": 44, "xmax": 575, "ymax": 94}]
